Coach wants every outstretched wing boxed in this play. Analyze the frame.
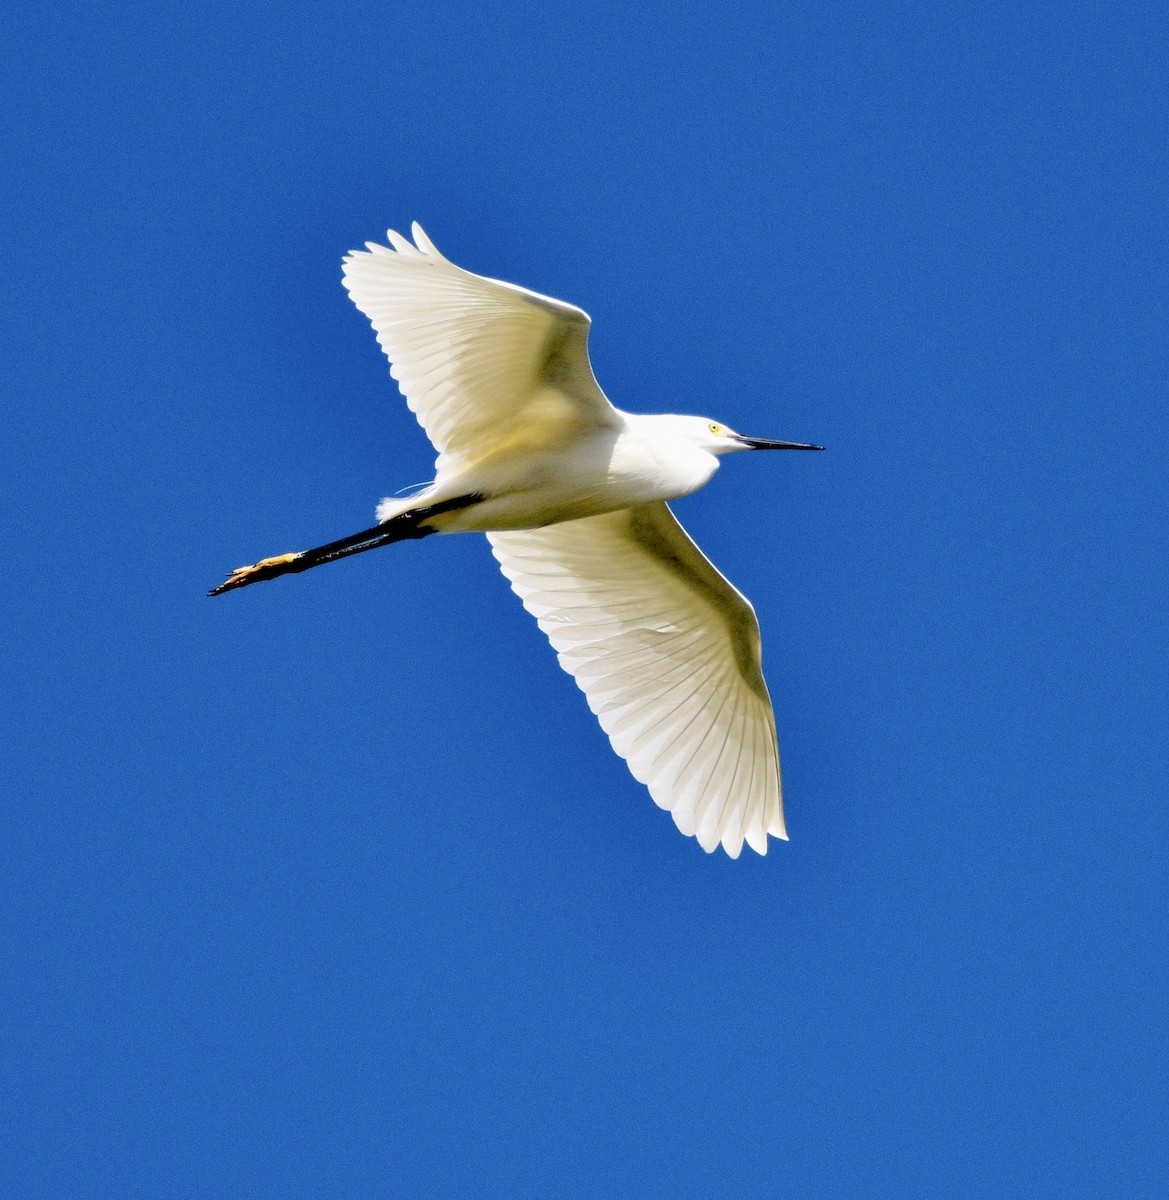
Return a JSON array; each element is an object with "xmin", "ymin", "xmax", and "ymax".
[
  {"xmin": 342, "ymin": 223, "xmax": 620, "ymax": 471},
  {"xmin": 488, "ymin": 502, "xmax": 785, "ymax": 858}
]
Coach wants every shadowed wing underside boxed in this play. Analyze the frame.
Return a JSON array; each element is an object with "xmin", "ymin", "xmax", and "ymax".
[
  {"xmin": 341, "ymin": 223, "xmax": 619, "ymax": 472},
  {"xmin": 489, "ymin": 502, "xmax": 785, "ymax": 857}
]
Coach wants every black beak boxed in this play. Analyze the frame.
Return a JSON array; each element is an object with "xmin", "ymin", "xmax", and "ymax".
[{"xmin": 736, "ymin": 436, "xmax": 824, "ymax": 451}]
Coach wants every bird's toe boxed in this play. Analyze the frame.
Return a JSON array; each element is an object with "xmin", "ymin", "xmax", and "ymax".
[{"xmin": 208, "ymin": 553, "xmax": 300, "ymax": 596}]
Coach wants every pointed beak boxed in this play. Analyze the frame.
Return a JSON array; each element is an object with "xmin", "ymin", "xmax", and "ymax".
[{"xmin": 735, "ymin": 436, "xmax": 824, "ymax": 451}]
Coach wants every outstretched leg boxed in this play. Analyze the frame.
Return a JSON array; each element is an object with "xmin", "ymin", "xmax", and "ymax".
[{"xmin": 208, "ymin": 494, "xmax": 484, "ymax": 596}]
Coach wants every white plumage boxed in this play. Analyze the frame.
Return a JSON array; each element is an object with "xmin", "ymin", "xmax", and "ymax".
[
  {"xmin": 488, "ymin": 505, "xmax": 783, "ymax": 857},
  {"xmin": 214, "ymin": 223, "xmax": 820, "ymax": 858},
  {"xmin": 342, "ymin": 224, "xmax": 609, "ymax": 482}
]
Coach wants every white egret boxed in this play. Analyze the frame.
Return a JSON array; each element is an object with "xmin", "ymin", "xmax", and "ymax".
[{"xmin": 211, "ymin": 223, "xmax": 821, "ymax": 857}]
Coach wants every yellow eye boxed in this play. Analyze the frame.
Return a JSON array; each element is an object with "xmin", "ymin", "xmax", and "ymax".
[{"xmin": 708, "ymin": 422, "xmax": 721, "ymax": 435}]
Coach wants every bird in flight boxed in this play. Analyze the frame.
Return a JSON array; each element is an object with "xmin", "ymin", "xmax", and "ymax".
[{"xmin": 211, "ymin": 223, "xmax": 821, "ymax": 857}]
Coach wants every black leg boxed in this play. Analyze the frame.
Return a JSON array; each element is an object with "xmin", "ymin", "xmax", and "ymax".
[{"xmin": 208, "ymin": 493, "xmax": 485, "ymax": 596}]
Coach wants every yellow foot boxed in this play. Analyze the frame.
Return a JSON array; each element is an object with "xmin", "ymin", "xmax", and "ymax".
[{"xmin": 208, "ymin": 552, "xmax": 300, "ymax": 596}]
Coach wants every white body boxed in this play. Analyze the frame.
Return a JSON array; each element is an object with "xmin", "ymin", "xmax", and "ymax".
[
  {"xmin": 382, "ymin": 412, "xmax": 720, "ymax": 533},
  {"xmin": 339, "ymin": 224, "xmax": 795, "ymax": 858}
]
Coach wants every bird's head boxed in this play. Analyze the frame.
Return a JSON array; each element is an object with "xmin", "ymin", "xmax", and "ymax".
[{"xmin": 684, "ymin": 416, "xmax": 823, "ymax": 457}]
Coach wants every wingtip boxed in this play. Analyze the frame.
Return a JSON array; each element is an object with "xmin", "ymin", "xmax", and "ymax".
[
  {"xmin": 340, "ymin": 222, "xmax": 445, "ymax": 268},
  {"xmin": 384, "ymin": 228, "xmax": 420, "ymax": 257},
  {"xmin": 411, "ymin": 221, "xmax": 443, "ymax": 258}
]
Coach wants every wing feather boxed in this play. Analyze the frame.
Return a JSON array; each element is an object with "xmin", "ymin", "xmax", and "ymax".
[
  {"xmin": 488, "ymin": 502, "xmax": 786, "ymax": 857},
  {"xmin": 342, "ymin": 223, "xmax": 619, "ymax": 470}
]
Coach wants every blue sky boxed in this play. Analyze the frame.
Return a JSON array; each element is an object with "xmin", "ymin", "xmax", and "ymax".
[{"xmin": 4, "ymin": 1, "xmax": 1166, "ymax": 1195}]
